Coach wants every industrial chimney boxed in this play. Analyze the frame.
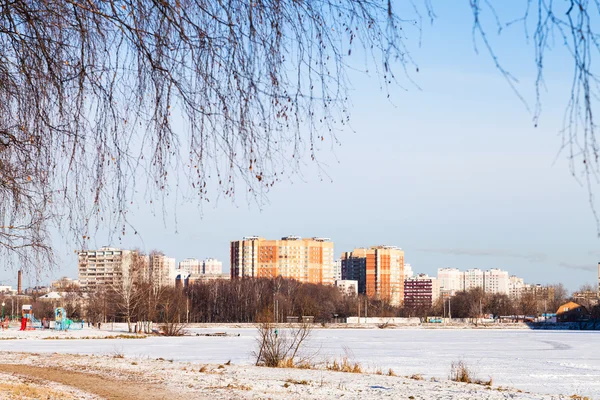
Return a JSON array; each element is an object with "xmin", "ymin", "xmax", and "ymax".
[{"xmin": 17, "ymin": 270, "xmax": 22, "ymax": 295}]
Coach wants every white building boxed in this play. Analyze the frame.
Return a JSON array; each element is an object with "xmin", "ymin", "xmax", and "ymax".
[
  {"xmin": 149, "ymin": 253, "xmax": 177, "ymax": 288},
  {"xmin": 335, "ymin": 279, "xmax": 358, "ymax": 296},
  {"xmin": 508, "ymin": 275, "xmax": 526, "ymax": 299},
  {"xmin": 333, "ymin": 259, "xmax": 342, "ymax": 282},
  {"xmin": 179, "ymin": 258, "xmax": 201, "ymax": 275},
  {"xmin": 437, "ymin": 268, "xmax": 463, "ymax": 295},
  {"xmin": 403, "ymin": 263, "xmax": 414, "ymax": 280},
  {"xmin": 484, "ymin": 268, "xmax": 509, "ymax": 295},
  {"xmin": 203, "ymin": 258, "xmax": 223, "ymax": 275},
  {"xmin": 463, "ymin": 268, "xmax": 484, "ymax": 291}
]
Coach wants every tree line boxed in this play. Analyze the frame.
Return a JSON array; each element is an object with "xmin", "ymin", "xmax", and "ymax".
[{"xmin": 8, "ymin": 278, "xmax": 599, "ymax": 328}]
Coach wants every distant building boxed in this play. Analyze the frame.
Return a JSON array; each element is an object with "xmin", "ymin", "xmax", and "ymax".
[
  {"xmin": 230, "ymin": 236, "xmax": 335, "ymax": 285},
  {"xmin": 483, "ymin": 269, "xmax": 509, "ymax": 295},
  {"xmin": 572, "ymin": 290, "xmax": 599, "ymax": 308},
  {"xmin": 0, "ymin": 285, "xmax": 15, "ymax": 294},
  {"xmin": 403, "ymin": 263, "xmax": 414, "ymax": 280},
  {"xmin": 463, "ymin": 269, "xmax": 484, "ymax": 291},
  {"xmin": 333, "ymin": 259, "xmax": 342, "ymax": 282},
  {"xmin": 341, "ymin": 246, "xmax": 404, "ymax": 306},
  {"xmin": 437, "ymin": 268, "xmax": 463, "ymax": 295},
  {"xmin": 51, "ymin": 277, "xmax": 80, "ymax": 291},
  {"xmin": 176, "ymin": 273, "xmax": 230, "ymax": 288},
  {"xmin": 404, "ymin": 274, "xmax": 438, "ymax": 310},
  {"xmin": 335, "ymin": 279, "xmax": 358, "ymax": 296},
  {"xmin": 556, "ymin": 301, "xmax": 590, "ymax": 322},
  {"xmin": 508, "ymin": 276, "xmax": 525, "ymax": 299},
  {"xmin": 203, "ymin": 258, "xmax": 223, "ymax": 275},
  {"xmin": 179, "ymin": 258, "xmax": 201, "ymax": 275},
  {"xmin": 149, "ymin": 253, "xmax": 177, "ymax": 288},
  {"xmin": 523, "ymin": 284, "xmax": 554, "ymax": 301},
  {"xmin": 78, "ymin": 247, "xmax": 135, "ymax": 292}
]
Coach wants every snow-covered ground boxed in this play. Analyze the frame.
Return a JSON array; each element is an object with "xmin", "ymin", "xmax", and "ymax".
[{"xmin": 0, "ymin": 326, "xmax": 598, "ymax": 398}]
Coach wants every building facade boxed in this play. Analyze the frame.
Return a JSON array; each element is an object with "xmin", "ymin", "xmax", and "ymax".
[
  {"xmin": 149, "ymin": 253, "xmax": 177, "ymax": 288},
  {"xmin": 437, "ymin": 268, "xmax": 463, "ymax": 295},
  {"xmin": 333, "ymin": 259, "xmax": 342, "ymax": 282},
  {"xmin": 484, "ymin": 268, "xmax": 509, "ymax": 295},
  {"xmin": 230, "ymin": 236, "xmax": 335, "ymax": 285},
  {"xmin": 508, "ymin": 275, "xmax": 525, "ymax": 299},
  {"xmin": 179, "ymin": 258, "xmax": 201, "ymax": 275},
  {"xmin": 404, "ymin": 274, "xmax": 438, "ymax": 310},
  {"xmin": 463, "ymin": 269, "xmax": 484, "ymax": 291},
  {"xmin": 78, "ymin": 247, "xmax": 134, "ymax": 292},
  {"xmin": 335, "ymin": 279, "xmax": 358, "ymax": 296},
  {"xmin": 203, "ymin": 258, "xmax": 223, "ymax": 275},
  {"xmin": 341, "ymin": 246, "xmax": 404, "ymax": 306}
]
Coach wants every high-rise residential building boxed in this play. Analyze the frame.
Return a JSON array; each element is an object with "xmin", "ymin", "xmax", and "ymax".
[
  {"xmin": 341, "ymin": 246, "xmax": 404, "ymax": 306},
  {"xmin": 78, "ymin": 247, "xmax": 134, "ymax": 292},
  {"xmin": 404, "ymin": 274, "xmax": 438, "ymax": 310},
  {"xmin": 333, "ymin": 259, "xmax": 342, "ymax": 282},
  {"xmin": 179, "ymin": 258, "xmax": 201, "ymax": 275},
  {"xmin": 437, "ymin": 268, "xmax": 463, "ymax": 295},
  {"xmin": 149, "ymin": 253, "xmax": 177, "ymax": 288},
  {"xmin": 484, "ymin": 268, "xmax": 509, "ymax": 295},
  {"xmin": 508, "ymin": 275, "xmax": 525, "ymax": 299},
  {"xmin": 404, "ymin": 263, "xmax": 414, "ymax": 280},
  {"xmin": 230, "ymin": 236, "xmax": 335, "ymax": 285},
  {"xmin": 463, "ymin": 268, "xmax": 484, "ymax": 291},
  {"xmin": 203, "ymin": 258, "xmax": 223, "ymax": 275}
]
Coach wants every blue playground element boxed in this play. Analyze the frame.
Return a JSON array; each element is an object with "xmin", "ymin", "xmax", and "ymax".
[
  {"xmin": 54, "ymin": 307, "xmax": 84, "ymax": 331},
  {"xmin": 29, "ymin": 314, "xmax": 43, "ymax": 329}
]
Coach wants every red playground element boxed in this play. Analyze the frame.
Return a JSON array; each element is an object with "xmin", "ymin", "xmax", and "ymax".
[
  {"xmin": 20, "ymin": 317, "xmax": 26, "ymax": 331},
  {"xmin": 20, "ymin": 304, "xmax": 35, "ymax": 331}
]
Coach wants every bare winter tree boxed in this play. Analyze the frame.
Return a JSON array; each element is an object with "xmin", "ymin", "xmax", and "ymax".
[
  {"xmin": 0, "ymin": 0, "xmax": 418, "ymax": 269},
  {"xmin": 2, "ymin": 0, "xmax": 600, "ymax": 271},
  {"xmin": 112, "ymin": 250, "xmax": 146, "ymax": 332}
]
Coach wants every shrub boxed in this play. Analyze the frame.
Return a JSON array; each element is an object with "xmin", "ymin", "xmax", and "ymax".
[
  {"xmin": 254, "ymin": 321, "xmax": 313, "ymax": 368},
  {"xmin": 449, "ymin": 361, "xmax": 472, "ymax": 383}
]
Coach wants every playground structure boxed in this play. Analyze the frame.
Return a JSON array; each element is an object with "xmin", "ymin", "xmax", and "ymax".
[
  {"xmin": 54, "ymin": 307, "xmax": 83, "ymax": 331},
  {"xmin": 19, "ymin": 305, "xmax": 41, "ymax": 330},
  {"xmin": 17, "ymin": 305, "xmax": 84, "ymax": 331}
]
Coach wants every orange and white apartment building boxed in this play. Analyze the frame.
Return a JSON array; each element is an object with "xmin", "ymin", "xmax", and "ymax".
[
  {"xmin": 341, "ymin": 246, "xmax": 405, "ymax": 306},
  {"xmin": 230, "ymin": 236, "xmax": 335, "ymax": 285}
]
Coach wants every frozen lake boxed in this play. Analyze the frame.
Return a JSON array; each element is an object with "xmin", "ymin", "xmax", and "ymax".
[{"xmin": 0, "ymin": 328, "xmax": 598, "ymax": 398}]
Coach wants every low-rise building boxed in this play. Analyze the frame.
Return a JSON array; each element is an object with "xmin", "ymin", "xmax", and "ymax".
[
  {"xmin": 556, "ymin": 301, "xmax": 590, "ymax": 322},
  {"xmin": 335, "ymin": 279, "xmax": 358, "ymax": 296}
]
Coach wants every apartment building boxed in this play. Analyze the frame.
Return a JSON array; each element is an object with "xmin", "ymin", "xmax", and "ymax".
[
  {"xmin": 179, "ymin": 258, "xmax": 201, "ymax": 275},
  {"xmin": 437, "ymin": 268, "xmax": 463, "ymax": 295},
  {"xmin": 404, "ymin": 263, "xmax": 414, "ymax": 280},
  {"xmin": 508, "ymin": 275, "xmax": 526, "ymax": 299},
  {"xmin": 463, "ymin": 269, "xmax": 484, "ymax": 291},
  {"xmin": 149, "ymin": 253, "xmax": 176, "ymax": 288},
  {"xmin": 78, "ymin": 247, "xmax": 134, "ymax": 292},
  {"xmin": 333, "ymin": 259, "xmax": 342, "ymax": 282},
  {"xmin": 335, "ymin": 279, "xmax": 358, "ymax": 296},
  {"xmin": 404, "ymin": 274, "xmax": 439, "ymax": 310},
  {"xmin": 341, "ymin": 246, "xmax": 404, "ymax": 306},
  {"xmin": 230, "ymin": 236, "xmax": 335, "ymax": 285},
  {"xmin": 484, "ymin": 269, "xmax": 509, "ymax": 294},
  {"xmin": 203, "ymin": 258, "xmax": 223, "ymax": 275}
]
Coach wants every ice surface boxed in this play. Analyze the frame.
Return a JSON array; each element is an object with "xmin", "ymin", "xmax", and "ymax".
[{"xmin": 0, "ymin": 327, "xmax": 597, "ymax": 398}]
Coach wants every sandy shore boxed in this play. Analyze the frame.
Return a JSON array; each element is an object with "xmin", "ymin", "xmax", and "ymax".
[{"xmin": 0, "ymin": 351, "xmax": 572, "ymax": 399}]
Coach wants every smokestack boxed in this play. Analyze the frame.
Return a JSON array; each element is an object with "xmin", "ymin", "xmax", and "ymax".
[{"xmin": 17, "ymin": 270, "xmax": 22, "ymax": 295}]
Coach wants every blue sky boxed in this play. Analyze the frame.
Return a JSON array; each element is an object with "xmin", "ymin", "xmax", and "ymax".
[{"xmin": 6, "ymin": 2, "xmax": 600, "ymax": 291}]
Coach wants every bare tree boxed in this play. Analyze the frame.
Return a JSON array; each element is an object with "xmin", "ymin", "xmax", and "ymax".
[
  {"xmin": 112, "ymin": 251, "xmax": 146, "ymax": 332},
  {"xmin": 254, "ymin": 319, "xmax": 313, "ymax": 368},
  {"xmin": 0, "ymin": 1, "xmax": 418, "ymax": 267}
]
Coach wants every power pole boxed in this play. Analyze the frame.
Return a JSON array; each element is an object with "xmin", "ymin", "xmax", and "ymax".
[
  {"xmin": 358, "ymin": 298, "xmax": 361, "ymax": 323},
  {"xmin": 449, "ymin": 297, "xmax": 452, "ymax": 320},
  {"xmin": 365, "ymin": 298, "xmax": 368, "ymax": 323}
]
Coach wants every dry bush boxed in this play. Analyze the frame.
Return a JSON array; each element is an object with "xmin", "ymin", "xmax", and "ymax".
[
  {"xmin": 450, "ymin": 361, "xmax": 472, "ymax": 383},
  {"xmin": 387, "ymin": 368, "xmax": 396, "ymax": 376},
  {"xmin": 409, "ymin": 374, "xmax": 424, "ymax": 381},
  {"xmin": 326, "ymin": 356, "xmax": 363, "ymax": 374},
  {"xmin": 254, "ymin": 321, "xmax": 313, "ymax": 368}
]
